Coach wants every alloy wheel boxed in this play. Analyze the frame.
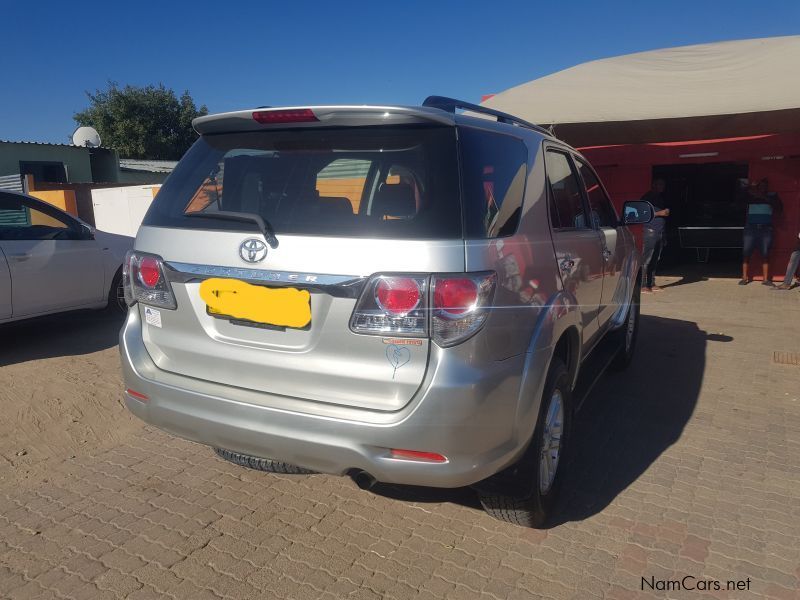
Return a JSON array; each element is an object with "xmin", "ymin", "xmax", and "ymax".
[{"xmin": 539, "ymin": 389, "xmax": 564, "ymax": 494}]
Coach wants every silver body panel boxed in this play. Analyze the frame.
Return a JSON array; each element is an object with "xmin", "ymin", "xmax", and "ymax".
[
  {"xmin": 122, "ymin": 307, "xmax": 551, "ymax": 487},
  {"xmin": 120, "ymin": 105, "xmax": 641, "ymax": 487},
  {"xmin": 134, "ymin": 228, "xmax": 464, "ymax": 410}
]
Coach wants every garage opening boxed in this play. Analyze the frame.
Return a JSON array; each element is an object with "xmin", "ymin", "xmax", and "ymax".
[{"xmin": 652, "ymin": 162, "xmax": 749, "ymax": 275}]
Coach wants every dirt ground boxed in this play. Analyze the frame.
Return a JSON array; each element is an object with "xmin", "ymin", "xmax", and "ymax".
[
  {"xmin": 0, "ymin": 311, "xmax": 140, "ymax": 488},
  {"xmin": 0, "ymin": 279, "xmax": 798, "ymax": 599}
]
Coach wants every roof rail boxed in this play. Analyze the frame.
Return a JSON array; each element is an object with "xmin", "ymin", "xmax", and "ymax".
[{"xmin": 422, "ymin": 96, "xmax": 551, "ymax": 136}]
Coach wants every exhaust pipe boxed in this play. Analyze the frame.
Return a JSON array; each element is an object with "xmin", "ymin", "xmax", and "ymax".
[{"xmin": 352, "ymin": 470, "xmax": 377, "ymax": 490}]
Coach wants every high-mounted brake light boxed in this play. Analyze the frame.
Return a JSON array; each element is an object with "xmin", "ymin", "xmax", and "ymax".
[{"xmin": 252, "ymin": 109, "xmax": 318, "ymax": 124}]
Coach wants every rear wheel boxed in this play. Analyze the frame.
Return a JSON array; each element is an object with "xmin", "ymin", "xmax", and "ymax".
[
  {"xmin": 213, "ymin": 447, "xmax": 315, "ymax": 474},
  {"xmin": 476, "ymin": 358, "xmax": 572, "ymax": 528},
  {"xmin": 107, "ymin": 269, "xmax": 127, "ymax": 314},
  {"xmin": 610, "ymin": 280, "xmax": 641, "ymax": 371}
]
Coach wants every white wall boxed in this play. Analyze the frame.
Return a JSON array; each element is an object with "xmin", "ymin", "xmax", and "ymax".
[{"xmin": 91, "ymin": 185, "xmax": 159, "ymax": 237}]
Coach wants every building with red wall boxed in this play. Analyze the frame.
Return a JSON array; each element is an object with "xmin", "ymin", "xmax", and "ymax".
[
  {"xmin": 484, "ymin": 36, "xmax": 800, "ymax": 279},
  {"xmin": 582, "ymin": 134, "xmax": 800, "ymax": 274}
]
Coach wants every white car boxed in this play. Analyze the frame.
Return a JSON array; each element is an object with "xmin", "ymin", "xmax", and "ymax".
[{"xmin": 0, "ymin": 190, "xmax": 132, "ymax": 322}]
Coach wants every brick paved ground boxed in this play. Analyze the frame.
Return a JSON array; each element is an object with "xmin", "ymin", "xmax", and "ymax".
[{"xmin": 1, "ymin": 278, "xmax": 798, "ymax": 599}]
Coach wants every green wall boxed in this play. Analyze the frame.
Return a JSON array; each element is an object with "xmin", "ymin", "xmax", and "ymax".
[{"xmin": 0, "ymin": 142, "xmax": 94, "ymax": 182}]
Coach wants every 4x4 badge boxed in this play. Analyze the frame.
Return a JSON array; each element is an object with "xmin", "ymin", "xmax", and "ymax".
[{"xmin": 239, "ymin": 238, "xmax": 268, "ymax": 263}]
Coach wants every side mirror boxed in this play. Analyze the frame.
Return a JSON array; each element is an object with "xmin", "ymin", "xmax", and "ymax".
[
  {"xmin": 622, "ymin": 200, "xmax": 654, "ymax": 225},
  {"xmin": 80, "ymin": 223, "xmax": 95, "ymax": 240}
]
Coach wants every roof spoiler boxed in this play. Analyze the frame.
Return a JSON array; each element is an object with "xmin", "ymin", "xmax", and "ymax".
[
  {"xmin": 192, "ymin": 105, "xmax": 455, "ymax": 134},
  {"xmin": 423, "ymin": 96, "xmax": 551, "ymax": 136}
]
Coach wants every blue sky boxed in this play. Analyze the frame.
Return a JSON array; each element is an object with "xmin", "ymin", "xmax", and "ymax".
[{"xmin": 1, "ymin": 0, "xmax": 798, "ymax": 144}]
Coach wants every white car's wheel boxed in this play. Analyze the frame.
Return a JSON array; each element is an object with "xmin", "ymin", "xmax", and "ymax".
[{"xmin": 108, "ymin": 270, "xmax": 127, "ymax": 313}]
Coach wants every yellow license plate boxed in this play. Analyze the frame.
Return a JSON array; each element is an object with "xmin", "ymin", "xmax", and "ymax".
[{"xmin": 199, "ymin": 278, "xmax": 311, "ymax": 328}]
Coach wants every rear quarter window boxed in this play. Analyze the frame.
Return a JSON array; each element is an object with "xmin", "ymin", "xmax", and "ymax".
[{"xmin": 458, "ymin": 127, "xmax": 528, "ymax": 238}]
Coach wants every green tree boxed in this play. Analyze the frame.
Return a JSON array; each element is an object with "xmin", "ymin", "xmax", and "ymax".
[{"xmin": 74, "ymin": 82, "xmax": 208, "ymax": 159}]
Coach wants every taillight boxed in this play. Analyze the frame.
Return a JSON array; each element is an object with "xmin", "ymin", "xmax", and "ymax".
[
  {"xmin": 432, "ymin": 272, "xmax": 496, "ymax": 347},
  {"xmin": 349, "ymin": 272, "xmax": 495, "ymax": 345},
  {"xmin": 123, "ymin": 251, "xmax": 177, "ymax": 310},
  {"xmin": 252, "ymin": 109, "xmax": 318, "ymax": 124},
  {"xmin": 433, "ymin": 278, "xmax": 478, "ymax": 316},
  {"xmin": 350, "ymin": 275, "xmax": 428, "ymax": 336},
  {"xmin": 138, "ymin": 257, "xmax": 161, "ymax": 288},
  {"xmin": 375, "ymin": 277, "xmax": 421, "ymax": 316}
]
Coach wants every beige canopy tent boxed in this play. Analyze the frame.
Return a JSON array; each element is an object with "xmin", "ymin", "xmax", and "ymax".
[{"xmin": 483, "ymin": 36, "xmax": 800, "ymax": 147}]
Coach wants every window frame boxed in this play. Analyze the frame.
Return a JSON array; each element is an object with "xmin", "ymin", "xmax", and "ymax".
[
  {"xmin": 543, "ymin": 144, "xmax": 593, "ymax": 232},
  {"xmin": 573, "ymin": 156, "xmax": 619, "ymax": 230}
]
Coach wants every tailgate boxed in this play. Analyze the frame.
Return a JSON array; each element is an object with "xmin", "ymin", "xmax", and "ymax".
[{"xmin": 135, "ymin": 227, "xmax": 464, "ymax": 411}]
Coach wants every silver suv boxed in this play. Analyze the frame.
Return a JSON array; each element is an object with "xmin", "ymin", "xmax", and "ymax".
[{"xmin": 119, "ymin": 97, "xmax": 653, "ymax": 527}]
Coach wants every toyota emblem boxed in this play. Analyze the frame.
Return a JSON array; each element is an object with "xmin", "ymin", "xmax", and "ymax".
[{"xmin": 239, "ymin": 238, "xmax": 268, "ymax": 263}]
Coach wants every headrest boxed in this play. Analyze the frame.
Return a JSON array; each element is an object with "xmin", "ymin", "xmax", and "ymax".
[
  {"xmin": 373, "ymin": 183, "xmax": 416, "ymax": 218},
  {"xmin": 317, "ymin": 196, "xmax": 353, "ymax": 216}
]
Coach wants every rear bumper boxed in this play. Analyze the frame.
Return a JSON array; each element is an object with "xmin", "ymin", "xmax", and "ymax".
[{"xmin": 120, "ymin": 310, "xmax": 548, "ymax": 488}]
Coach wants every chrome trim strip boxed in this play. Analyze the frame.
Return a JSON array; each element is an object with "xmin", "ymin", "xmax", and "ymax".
[{"xmin": 164, "ymin": 261, "xmax": 366, "ymax": 298}]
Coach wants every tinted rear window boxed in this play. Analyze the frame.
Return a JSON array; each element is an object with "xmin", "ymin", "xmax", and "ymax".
[
  {"xmin": 143, "ymin": 126, "xmax": 462, "ymax": 239},
  {"xmin": 458, "ymin": 127, "xmax": 528, "ymax": 238}
]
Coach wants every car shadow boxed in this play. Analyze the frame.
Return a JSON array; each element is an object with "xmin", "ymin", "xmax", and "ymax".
[
  {"xmin": 549, "ymin": 314, "xmax": 728, "ymax": 526},
  {"xmin": 0, "ymin": 309, "xmax": 124, "ymax": 367},
  {"xmin": 367, "ymin": 315, "xmax": 725, "ymax": 523}
]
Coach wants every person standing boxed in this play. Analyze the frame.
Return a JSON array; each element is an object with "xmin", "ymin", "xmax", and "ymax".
[
  {"xmin": 739, "ymin": 178, "xmax": 783, "ymax": 286},
  {"xmin": 640, "ymin": 178, "xmax": 671, "ymax": 293},
  {"xmin": 775, "ymin": 232, "xmax": 800, "ymax": 290}
]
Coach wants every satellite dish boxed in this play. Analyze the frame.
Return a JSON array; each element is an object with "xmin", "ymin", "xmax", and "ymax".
[{"xmin": 72, "ymin": 126, "xmax": 102, "ymax": 148}]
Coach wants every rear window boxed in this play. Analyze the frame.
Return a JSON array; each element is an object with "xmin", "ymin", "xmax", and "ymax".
[{"xmin": 143, "ymin": 126, "xmax": 462, "ymax": 239}]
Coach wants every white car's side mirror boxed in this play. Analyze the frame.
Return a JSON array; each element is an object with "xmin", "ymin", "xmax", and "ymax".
[{"xmin": 80, "ymin": 223, "xmax": 95, "ymax": 240}]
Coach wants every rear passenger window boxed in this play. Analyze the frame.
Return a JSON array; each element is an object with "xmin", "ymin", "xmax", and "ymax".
[
  {"xmin": 545, "ymin": 151, "xmax": 588, "ymax": 229},
  {"xmin": 459, "ymin": 127, "xmax": 527, "ymax": 238},
  {"xmin": 577, "ymin": 161, "xmax": 618, "ymax": 228}
]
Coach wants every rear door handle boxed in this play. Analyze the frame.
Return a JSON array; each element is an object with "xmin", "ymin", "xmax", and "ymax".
[{"xmin": 9, "ymin": 253, "xmax": 31, "ymax": 261}]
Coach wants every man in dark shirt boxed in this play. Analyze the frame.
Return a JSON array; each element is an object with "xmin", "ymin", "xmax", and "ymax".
[
  {"xmin": 739, "ymin": 178, "xmax": 783, "ymax": 286},
  {"xmin": 640, "ymin": 178, "xmax": 671, "ymax": 292}
]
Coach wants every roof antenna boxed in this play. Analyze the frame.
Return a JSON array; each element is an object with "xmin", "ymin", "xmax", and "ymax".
[{"xmin": 548, "ymin": 124, "xmax": 557, "ymax": 138}]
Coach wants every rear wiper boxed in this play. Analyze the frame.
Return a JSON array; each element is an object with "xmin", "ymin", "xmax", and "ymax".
[{"xmin": 185, "ymin": 211, "xmax": 279, "ymax": 248}]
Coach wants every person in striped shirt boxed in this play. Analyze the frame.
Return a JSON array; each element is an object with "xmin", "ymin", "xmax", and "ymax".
[{"xmin": 739, "ymin": 178, "xmax": 783, "ymax": 286}]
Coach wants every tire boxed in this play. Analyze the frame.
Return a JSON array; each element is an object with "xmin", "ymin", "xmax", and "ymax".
[
  {"xmin": 107, "ymin": 269, "xmax": 127, "ymax": 314},
  {"xmin": 610, "ymin": 279, "xmax": 641, "ymax": 371},
  {"xmin": 477, "ymin": 358, "xmax": 572, "ymax": 528},
  {"xmin": 213, "ymin": 447, "xmax": 315, "ymax": 474}
]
